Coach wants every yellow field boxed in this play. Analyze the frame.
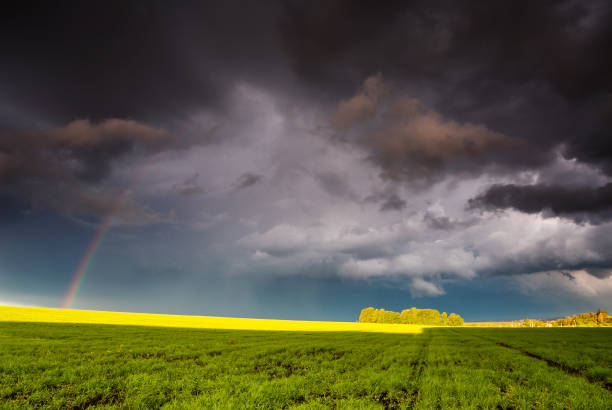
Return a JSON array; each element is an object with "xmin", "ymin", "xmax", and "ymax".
[{"xmin": 0, "ymin": 306, "xmax": 423, "ymax": 334}]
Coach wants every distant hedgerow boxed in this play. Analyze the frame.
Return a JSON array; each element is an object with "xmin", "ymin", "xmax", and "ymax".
[{"xmin": 358, "ymin": 306, "xmax": 464, "ymax": 326}]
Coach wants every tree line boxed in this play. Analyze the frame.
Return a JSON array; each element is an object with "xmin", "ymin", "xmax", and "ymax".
[
  {"xmin": 522, "ymin": 309, "xmax": 611, "ymax": 327},
  {"xmin": 359, "ymin": 307, "xmax": 464, "ymax": 326}
]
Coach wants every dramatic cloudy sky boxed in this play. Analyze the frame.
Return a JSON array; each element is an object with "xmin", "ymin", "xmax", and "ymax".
[{"xmin": 1, "ymin": 1, "xmax": 611, "ymax": 321}]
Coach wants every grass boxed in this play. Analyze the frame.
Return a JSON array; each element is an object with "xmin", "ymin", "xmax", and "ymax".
[
  {"xmin": 477, "ymin": 328, "xmax": 612, "ymax": 387},
  {"xmin": 0, "ymin": 307, "xmax": 611, "ymax": 409}
]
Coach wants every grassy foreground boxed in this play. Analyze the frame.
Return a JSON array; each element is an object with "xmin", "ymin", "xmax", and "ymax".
[{"xmin": 1, "ymin": 307, "xmax": 611, "ymax": 409}]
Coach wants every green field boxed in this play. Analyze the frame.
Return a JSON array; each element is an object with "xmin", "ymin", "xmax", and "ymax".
[{"xmin": 1, "ymin": 321, "xmax": 611, "ymax": 409}]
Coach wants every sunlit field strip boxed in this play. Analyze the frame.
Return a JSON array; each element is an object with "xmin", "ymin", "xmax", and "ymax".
[
  {"xmin": 0, "ymin": 306, "xmax": 423, "ymax": 334},
  {"xmin": 463, "ymin": 321, "xmax": 522, "ymax": 327}
]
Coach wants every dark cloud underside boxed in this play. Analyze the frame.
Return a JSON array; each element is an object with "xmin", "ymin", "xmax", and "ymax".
[{"xmin": 469, "ymin": 183, "xmax": 612, "ymax": 224}]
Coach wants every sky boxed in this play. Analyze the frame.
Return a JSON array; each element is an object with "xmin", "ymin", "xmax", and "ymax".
[{"xmin": 1, "ymin": 1, "xmax": 612, "ymax": 321}]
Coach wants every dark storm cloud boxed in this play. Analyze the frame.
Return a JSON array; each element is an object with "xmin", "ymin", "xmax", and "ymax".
[
  {"xmin": 2, "ymin": 0, "xmax": 612, "ymax": 222},
  {"xmin": 0, "ymin": 119, "xmax": 171, "ymax": 222},
  {"xmin": 0, "ymin": 1, "xmax": 282, "ymax": 123},
  {"xmin": 283, "ymin": 0, "xmax": 612, "ymax": 178},
  {"xmin": 583, "ymin": 268, "xmax": 612, "ymax": 280},
  {"xmin": 3, "ymin": 1, "xmax": 610, "ymax": 155},
  {"xmin": 281, "ymin": 0, "xmax": 612, "ymax": 101},
  {"xmin": 468, "ymin": 183, "xmax": 612, "ymax": 224},
  {"xmin": 563, "ymin": 97, "xmax": 612, "ymax": 176},
  {"xmin": 330, "ymin": 75, "xmax": 527, "ymax": 183},
  {"xmin": 0, "ymin": 119, "xmax": 169, "ymax": 184}
]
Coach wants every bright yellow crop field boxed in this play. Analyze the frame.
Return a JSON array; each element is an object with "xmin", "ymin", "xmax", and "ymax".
[{"xmin": 0, "ymin": 306, "xmax": 423, "ymax": 333}]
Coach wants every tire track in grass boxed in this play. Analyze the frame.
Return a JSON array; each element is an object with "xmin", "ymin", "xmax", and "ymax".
[
  {"xmin": 371, "ymin": 334, "xmax": 432, "ymax": 409},
  {"xmin": 454, "ymin": 330, "xmax": 612, "ymax": 393},
  {"xmin": 403, "ymin": 332, "xmax": 432, "ymax": 410},
  {"xmin": 493, "ymin": 340, "xmax": 612, "ymax": 393}
]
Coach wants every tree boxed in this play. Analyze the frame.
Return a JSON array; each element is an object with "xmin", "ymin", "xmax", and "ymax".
[
  {"xmin": 400, "ymin": 308, "xmax": 416, "ymax": 324},
  {"xmin": 597, "ymin": 308, "xmax": 608, "ymax": 325},
  {"xmin": 358, "ymin": 307, "xmax": 376, "ymax": 323},
  {"xmin": 448, "ymin": 313, "xmax": 464, "ymax": 326},
  {"xmin": 523, "ymin": 319, "xmax": 545, "ymax": 327}
]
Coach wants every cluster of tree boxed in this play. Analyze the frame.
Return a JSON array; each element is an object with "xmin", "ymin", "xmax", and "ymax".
[
  {"xmin": 519, "ymin": 309, "xmax": 611, "ymax": 327},
  {"xmin": 547, "ymin": 309, "xmax": 611, "ymax": 327},
  {"xmin": 359, "ymin": 307, "xmax": 464, "ymax": 326},
  {"xmin": 520, "ymin": 319, "xmax": 547, "ymax": 328}
]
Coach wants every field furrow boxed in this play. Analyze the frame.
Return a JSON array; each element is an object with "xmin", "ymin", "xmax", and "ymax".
[
  {"xmin": 463, "ymin": 328, "xmax": 612, "ymax": 391},
  {"xmin": 494, "ymin": 339, "xmax": 612, "ymax": 392}
]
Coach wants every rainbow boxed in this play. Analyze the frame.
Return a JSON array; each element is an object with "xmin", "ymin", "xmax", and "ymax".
[
  {"xmin": 62, "ymin": 152, "xmax": 165, "ymax": 309},
  {"xmin": 61, "ymin": 208, "xmax": 120, "ymax": 309}
]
